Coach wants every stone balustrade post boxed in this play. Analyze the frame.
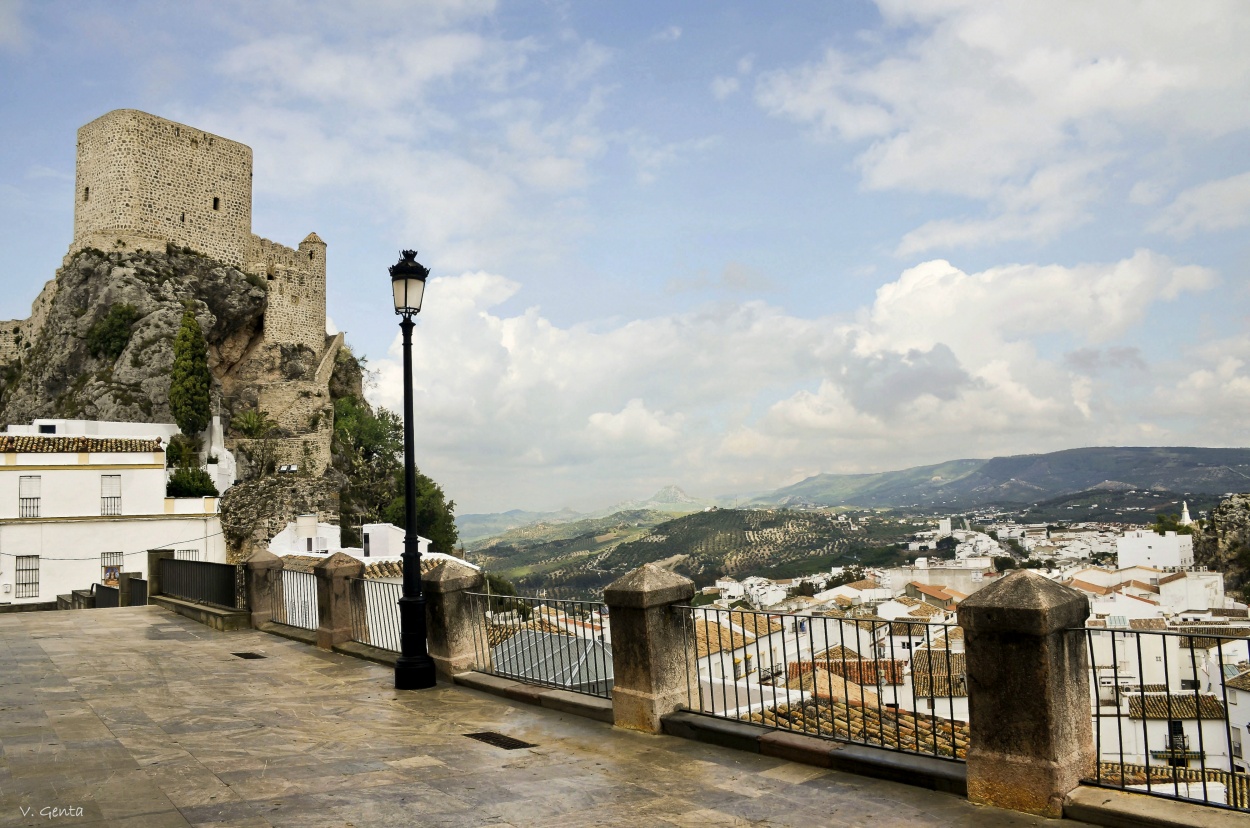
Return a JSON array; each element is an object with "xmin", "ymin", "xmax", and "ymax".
[
  {"xmin": 603, "ymin": 563, "xmax": 696, "ymax": 734},
  {"xmin": 958, "ymin": 569, "xmax": 1094, "ymax": 818},
  {"xmin": 146, "ymin": 549, "xmax": 175, "ymax": 597},
  {"xmin": 314, "ymin": 552, "xmax": 364, "ymax": 650},
  {"xmin": 245, "ymin": 550, "xmax": 284, "ymax": 628},
  {"xmin": 424, "ymin": 562, "xmax": 485, "ymax": 679}
]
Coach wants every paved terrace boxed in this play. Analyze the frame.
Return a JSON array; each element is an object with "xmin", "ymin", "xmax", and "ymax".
[{"xmin": 0, "ymin": 606, "xmax": 1076, "ymax": 827}]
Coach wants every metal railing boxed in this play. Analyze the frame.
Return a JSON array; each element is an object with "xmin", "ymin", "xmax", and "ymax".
[
  {"xmin": 100, "ymin": 496, "xmax": 121, "ymax": 516},
  {"xmin": 348, "ymin": 578, "xmax": 401, "ymax": 652},
  {"xmin": 18, "ymin": 497, "xmax": 38, "ymax": 518},
  {"xmin": 127, "ymin": 577, "xmax": 147, "ymax": 607},
  {"xmin": 158, "ymin": 558, "xmax": 241, "ymax": 608},
  {"xmin": 270, "ymin": 569, "xmax": 318, "ymax": 631},
  {"xmin": 467, "ymin": 592, "xmax": 613, "ymax": 699},
  {"xmin": 94, "ymin": 583, "xmax": 119, "ymax": 608},
  {"xmin": 679, "ymin": 605, "xmax": 967, "ymax": 761},
  {"xmin": 1084, "ymin": 625, "xmax": 1250, "ymax": 812}
]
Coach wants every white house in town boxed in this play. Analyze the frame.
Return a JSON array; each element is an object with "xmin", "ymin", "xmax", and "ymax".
[
  {"xmin": 1117, "ymin": 529, "xmax": 1194, "ymax": 570},
  {"xmin": 0, "ymin": 434, "xmax": 224, "ymax": 605},
  {"xmin": 6, "ymin": 416, "xmax": 237, "ymax": 494}
]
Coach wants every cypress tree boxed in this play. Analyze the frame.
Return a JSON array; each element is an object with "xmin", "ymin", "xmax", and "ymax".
[{"xmin": 169, "ymin": 307, "xmax": 211, "ymax": 436}]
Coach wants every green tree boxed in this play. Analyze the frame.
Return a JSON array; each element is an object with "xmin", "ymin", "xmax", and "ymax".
[
  {"xmin": 1153, "ymin": 512, "xmax": 1195, "ymax": 536},
  {"xmin": 383, "ymin": 467, "xmax": 459, "ymax": 554},
  {"xmin": 86, "ymin": 304, "xmax": 140, "ymax": 360},
  {"xmin": 169, "ymin": 308, "xmax": 211, "ymax": 436},
  {"xmin": 167, "ymin": 466, "xmax": 218, "ymax": 497}
]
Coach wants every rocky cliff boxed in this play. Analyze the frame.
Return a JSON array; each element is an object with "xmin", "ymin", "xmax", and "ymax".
[
  {"xmin": 1194, "ymin": 493, "xmax": 1250, "ymax": 601},
  {"xmin": 0, "ymin": 246, "xmax": 266, "ymax": 423}
]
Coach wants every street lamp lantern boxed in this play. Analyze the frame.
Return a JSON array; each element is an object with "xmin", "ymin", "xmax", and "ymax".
[
  {"xmin": 390, "ymin": 249, "xmax": 437, "ymax": 691},
  {"xmin": 390, "ymin": 249, "xmax": 429, "ymax": 315}
]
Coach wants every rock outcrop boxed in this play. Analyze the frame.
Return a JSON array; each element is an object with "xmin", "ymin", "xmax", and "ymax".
[
  {"xmin": 1194, "ymin": 493, "xmax": 1250, "ymax": 600},
  {"xmin": 0, "ymin": 246, "xmax": 265, "ymax": 424},
  {"xmin": 220, "ymin": 476, "xmax": 342, "ymax": 563}
]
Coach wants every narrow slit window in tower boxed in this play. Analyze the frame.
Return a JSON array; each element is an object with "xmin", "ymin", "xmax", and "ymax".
[
  {"xmin": 212, "ymin": 197, "xmax": 220, "ymax": 211},
  {"xmin": 180, "ymin": 212, "xmax": 185, "ymax": 223},
  {"xmin": 83, "ymin": 187, "xmax": 89, "ymax": 202}
]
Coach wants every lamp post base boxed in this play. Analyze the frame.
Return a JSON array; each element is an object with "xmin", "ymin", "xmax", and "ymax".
[{"xmin": 395, "ymin": 655, "xmax": 437, "ymax": 690}]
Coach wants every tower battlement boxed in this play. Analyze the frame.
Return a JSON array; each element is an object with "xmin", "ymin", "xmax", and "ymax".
[{"xmin": 68, "ymin": 109, "xmax": 326, "ymax": 351}]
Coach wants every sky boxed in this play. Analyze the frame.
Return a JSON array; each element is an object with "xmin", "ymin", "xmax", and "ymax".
[{"xmin": 2, "ymin": 1, "xmax": 1250, "ymax": 515}]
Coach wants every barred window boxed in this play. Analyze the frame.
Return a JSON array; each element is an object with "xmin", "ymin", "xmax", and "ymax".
[
  {"xmin": 100, "ymin": 551, "xmax": 123, "ymax": 584},
  {"xmin": 15, "ymin": 555, "xmax": 39, "ymax": 598},
  {"xmin": 18, "ymin": 475, "xmax": 40, "ymax": 518},
  {"xmin": 101, "ymin": 475, "xmax": 121, "ymax": 516}
]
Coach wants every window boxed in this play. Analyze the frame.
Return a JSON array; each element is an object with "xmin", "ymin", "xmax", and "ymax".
[
  {"xmin": 100, "ymin": 552, "xmax": 123, "ymax": 584},
  {"xmin": 15, "ymin": 555, "xmax": 39, "ymax": 598},
  {"xmin": 101, "ymin": 475, "xmax": 121, "ymax": 516},
  {"xmin": 363, "ymin": 532, "xmax": 371, "ymax": 558},
  {"xmin": 306, "ymin": 538, "xmax": 313, "ymax": 552},
  {"xmin": 174, "ymin": 549, "xmax": 203, "ymax": 562},
  {"xmin": 212, "ymin": 197, "xmax": 220, "ymax": 211},
  {"xmin": 18, "ymin": 475, "xmax": 40, "ymax": 518},
  {"xmin": 180, "ymin": 212, "xmax": 185, "ymax": 223},
  {"xmin": 1180, "ymin": 679, "xmax": 1199, "ymax": 691},
  {"xmin": 83, "ymin": 186, "xmax": 89, "ymax": 202},
  {"xmin": 38, "ymin": 424, "xmax": 55, "ymax": 434}
]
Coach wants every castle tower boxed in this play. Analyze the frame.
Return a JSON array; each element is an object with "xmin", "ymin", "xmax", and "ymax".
[{"xmin": 73, "ymin": 110, "xmax": 252, "ymax": 267}]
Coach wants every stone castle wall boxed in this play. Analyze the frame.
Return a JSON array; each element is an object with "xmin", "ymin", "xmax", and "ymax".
[
  {"xmin": 72, "ymin": 110, "xmax": 252, "ymax": 267},
  {"xmin": 246, "ymin": 234, "xmax": 327, "ymax": 351},
  {"xmin": 0, "ymin": 278, "xmax": 58, "ymax": 364}
]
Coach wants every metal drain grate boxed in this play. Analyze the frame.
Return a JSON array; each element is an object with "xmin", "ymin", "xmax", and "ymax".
[
  {"xmin": 464, "ymin": 731, "xmax": 535, "ymax": 750},
  {"xmin": 231, "ymin": 652, "xmax": 267, "ymax": 659}
]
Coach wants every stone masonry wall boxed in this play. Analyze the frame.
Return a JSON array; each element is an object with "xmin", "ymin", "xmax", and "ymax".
[
  {"xmin": 0, "ymin": 278, "xmax": 58, "ymax": 365},
  {"xmin": 246, "ymin": 234, "xmax": 326, "ymax": 351},
  {"xmin": 72, "ymin": 110, "xmax": 252, "ymax": 267}
]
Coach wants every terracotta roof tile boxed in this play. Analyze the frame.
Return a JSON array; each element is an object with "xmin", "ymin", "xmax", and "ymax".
[
  {"xmin": 0, "ymin": 435, "xmax": 163, "ymax": 453},
  {"xmin": 1127, "ymin": 694, "xmax": 1226, "ymax": 720}
]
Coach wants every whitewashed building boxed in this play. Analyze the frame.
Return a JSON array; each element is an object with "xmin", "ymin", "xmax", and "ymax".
[
  {"xmin": 0, "ymin": 434, "xmax": 224, "ymax": 605},
  {"xmin": 1117, "ymin": 529, "xmax": 1194, "ymax": 570}
]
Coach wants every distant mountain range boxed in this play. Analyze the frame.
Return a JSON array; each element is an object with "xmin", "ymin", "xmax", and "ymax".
[
  {"xmin": 456, "ymin": 447, "xmax": 1250, "ymax": 542},
  {"xmin": 759, "ymin": 447, "xmax": 1250, "ymax": 509}
]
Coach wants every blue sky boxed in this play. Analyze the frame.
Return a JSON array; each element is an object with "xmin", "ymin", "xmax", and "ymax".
[{"xmin": 3, "ymin": 1, "xmax": 1250, "ymax": 513}]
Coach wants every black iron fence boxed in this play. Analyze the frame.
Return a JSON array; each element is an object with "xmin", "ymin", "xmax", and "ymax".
[
  {"xmin": 679, "ymin": 605, "xmax": 967, "ymax": 761},
  {"xmin": 467, "ymin": 592, "xmax": 613, "ymax": 699},
  {"xmin": 128, "ymin": 577, "xmax": 147, "ymax": 607},
  {"xmin": 94, "ymin": 583, "xmax": 119, "ymax": 609},
  {"xmin": 1084, "ymin": 625, "xmax": 1250, "ymax": 812},
  {"xmin": 158, "ymin": 558, "xmax": 242, "ymax": 609},
  {"xmin": 270, "ymin": 569, "xmax": 318, "ymax": 631},
  {"xmin": 348, "ymin": 578, "xmax": 401, "ymax": 652}
]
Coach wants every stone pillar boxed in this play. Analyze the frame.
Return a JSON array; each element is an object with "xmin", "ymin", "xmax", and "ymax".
[
  {"xmin": 146, "ymin": 550, "xmax": 175, "ymax": 597},
  {"xmin": 314, "ymin": 552, "xmax": 364, "ymax": 650},
  {"xmin": 117, "ymin": 572, "xmax": 137, "ymax": 607},
  {"xmin": 603, "ymin": 563, "xmax": 696, "ymax": 734},
  {"xmin": 245, "ymin": 550, "xmax": 284, "ymax": 628},
  {"xmin": 424, "ymin": 561, "xmax": 485, "ymax": 679},
  {"xmin": 958, "ymin": 569, "xmax": 1094, "ymax": 818}
]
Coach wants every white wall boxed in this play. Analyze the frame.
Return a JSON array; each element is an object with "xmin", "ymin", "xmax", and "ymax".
[
  {"xmin": 1118, "ymin": 530, "xmax": 1194, "ymax": 569},
  {"xmin": 0, "ymin": 514, "xmax": 225, "ymax": 604},
  {"xmin": 0, "ymin": 455, "xmax": 167, "ymax": 519}
]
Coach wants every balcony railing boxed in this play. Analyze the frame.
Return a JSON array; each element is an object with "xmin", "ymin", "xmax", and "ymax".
[
  {"xmin": 100, "ymin": 496, "xmax": 121, "ymax": 516},
  {"xmin": 679, "ymin": 605, "xmax": 966, "ymax": 761},
  {"xmin": 18, "ymin": 497, "xmax": 39, "ymax": 518},
  {"xmin": 158, "ymin": 558, "xmax": 242, "ymax": 609},
  {"xmin": 467, "ymin": 592, "xmax": 613, "ymax": 699},
  {"xmin": 1084, "ymin": 625, "xmax": 1250, "ymax": 811},
  {"xmin": 270, "ymin": 569, "xmax": 318, "ymax": 631},
  {"xmin": 347, "ymin": 578, "xmax": 401, "ymax": 652}
]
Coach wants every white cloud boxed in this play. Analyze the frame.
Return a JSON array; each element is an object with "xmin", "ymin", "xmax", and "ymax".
[
  {"xmin": 711, "ymin": 76, "xmax": 740, "ymax": 100},
  {"xmin": 755, "ymin": 1, "xmax": 1250, "ymax": 251},
  {"xmin": 0, "ymin": 0, "xmax": 26, "ymax": 52},
  {"xmin": 1151, "ymin": 171, "xmax": 1250, "ymax": 238},
  {"xmin": 366, "ymin": 250, "xmax": 1217, "ymax": 511},
  {"xmin": 652, "ymin": 25, "xmax": 682, "ymax": 42}
]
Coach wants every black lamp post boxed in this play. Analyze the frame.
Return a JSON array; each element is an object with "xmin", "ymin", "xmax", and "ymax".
[{"xmin": 390, "ymin": 249, "xmax": 437, "ymax": 690}]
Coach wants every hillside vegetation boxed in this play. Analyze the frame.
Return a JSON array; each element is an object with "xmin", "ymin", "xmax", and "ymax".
[{"xmin": 473, "ymin": 508, "xmax": 909, "ymax": 598}]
